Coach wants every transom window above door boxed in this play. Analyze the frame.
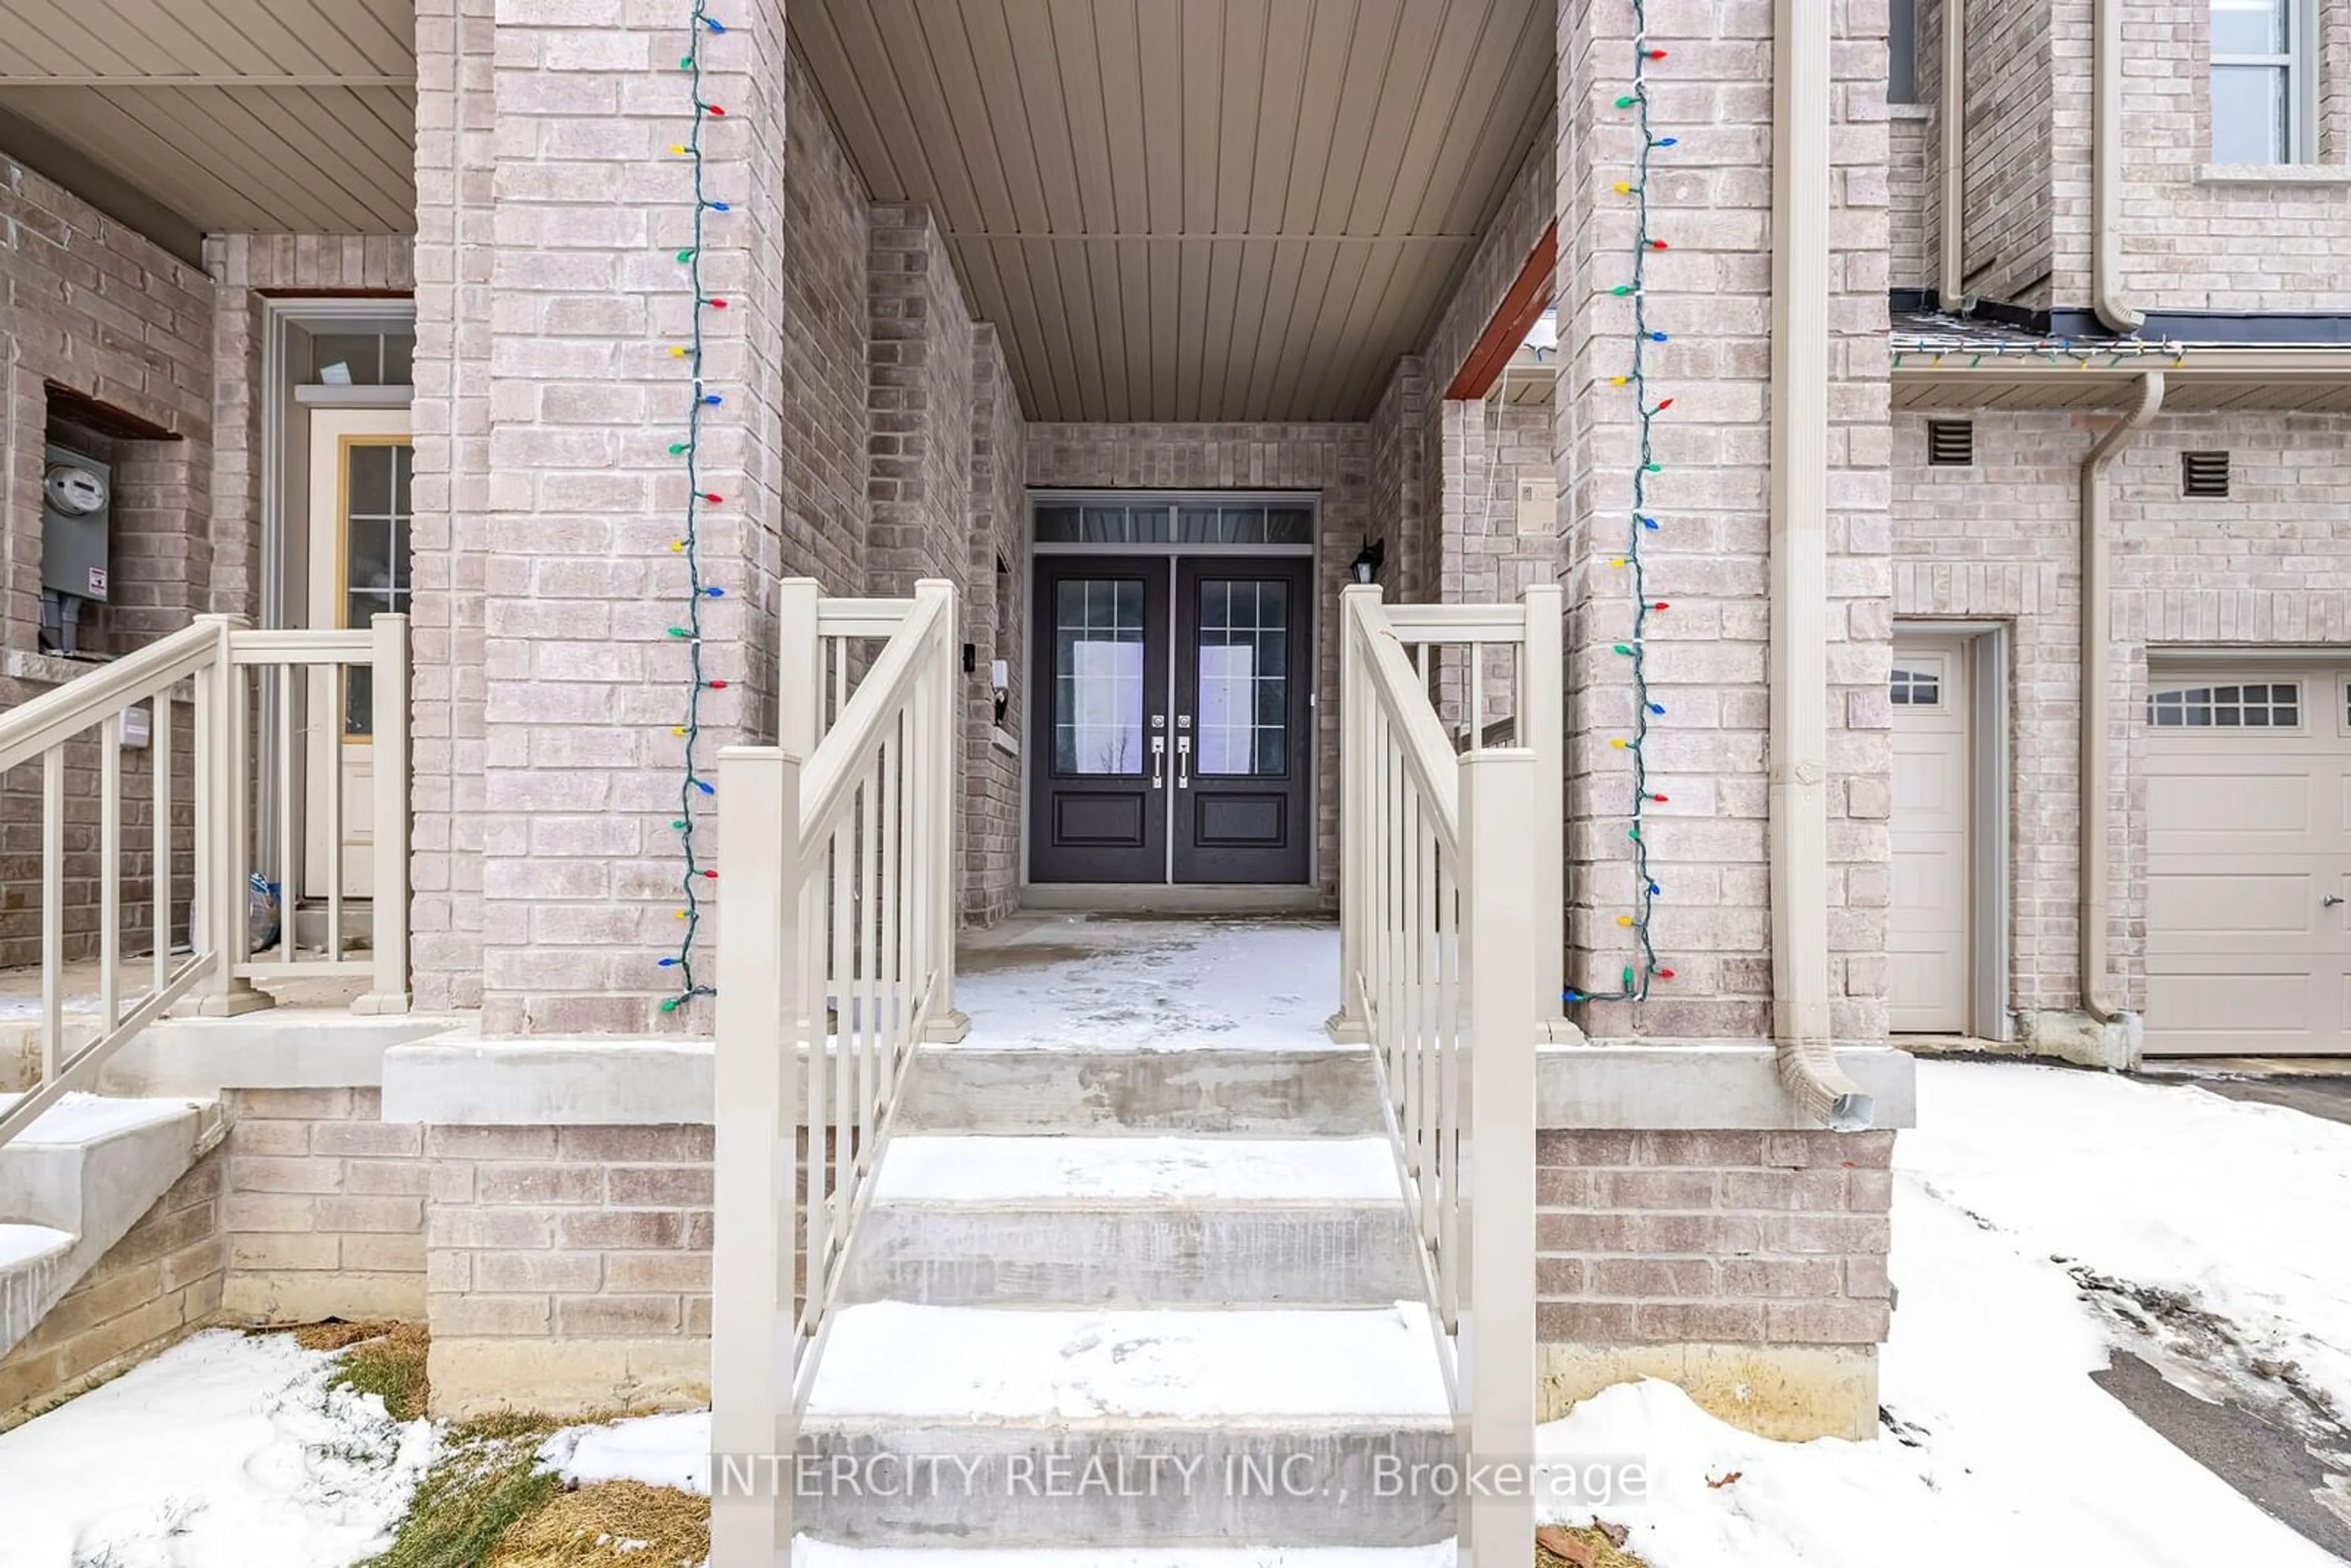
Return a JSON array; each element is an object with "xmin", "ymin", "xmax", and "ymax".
[
  {"xmin": 2148, "ymin": 681, "xmax": 2301, "ymax": 727},
  {"xmin": 1034, "ymin": 503, "xmax": 1314, "ymax": 548}
]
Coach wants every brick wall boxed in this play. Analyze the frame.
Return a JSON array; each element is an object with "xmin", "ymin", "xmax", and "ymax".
[
  {"xmin": 218, "ymin": 1088, "xmax": 429, "ymax": 1324},
  {"xmin": 1, "ymin": 158, "xmax": 214, "ymax": 966},
  {"xmin": 2049, "ymin": 0, "xmax": 2351, "ymax": 314},
  {"xmin": 1025, "ymin": 424, "xmax": 1371, "ymax": 898},
  {"xmin": 424, "ymin": 1122, "xmax": 713, "ymax": 1412},
  {"xmin": 1418, "ymin": 116, "xmax": 1557, "ymax": 395},
  {"xmin": 1368, "ymin": 359, "xmax": 1431, "ymax": 602},
  {"xmin": 0, "ymin": 1147, "xmax": 224, "ymax": 1429},
  {"xmin": 1, "ymin": 157, "xmax": 214, "ymax": 661},
  {"xmin": 866, "ymin": 205, "xmax": 975, "ymax": 597},
  {"xmin": 410, "ymin": 0, "xmax": 798, "ymax": 1035},
  {"xmin": 1961, "ymin": 0, "xmax": 2055, "ymax": 312},
  {"xmin": 1893, "ymin": 407, "xmax": 2351, "ymax": 1017},
  {"xmin": 1434, "ymin": 398, "xmax": 1558, "ymax": 732},
  {"xmin": 1890, "ymin": 108, "xmax": 1933, "ymax": 292},
  {"xmin": 781, "ymin": 42, "xmax": 869, "ymax": 596},
  {"xmin": 1554, "ymin": 0, "xmax": 1893, "ymax": 1041},
  {"xmin": 965, "ymin": 328, "xmax": 1027, "ymax": 924},
  {"xmin": 1537, "ymin": 1129, "xmax": 1893, "ymax": 1346}
]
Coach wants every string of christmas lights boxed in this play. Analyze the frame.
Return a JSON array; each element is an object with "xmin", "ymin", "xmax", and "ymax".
[
  {"xmin": 655, "ymin": 0, "xmax": 732, "ymax": 1013},
  {"xmin": 1568, "ymin": 0, "xmax": 1676, "ymax": 1007},
  {"xmin": 1892, "ymin": 337, "xmax": 2188, "ymax": 369}
]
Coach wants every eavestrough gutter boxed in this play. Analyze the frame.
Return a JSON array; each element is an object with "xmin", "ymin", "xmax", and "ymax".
[
  {"xmin": 2078, "ymin": 370, "xmax": 2164, "ymax": 1024},
  {"xmin": 1770, "ymin": 0, "xmax": 1872, "ymax": 1131}
]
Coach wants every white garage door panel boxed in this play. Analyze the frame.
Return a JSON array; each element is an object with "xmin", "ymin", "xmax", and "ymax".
[
  {"xmin": 2147, "ymin": 872, "xmax": 2317, "ymax": 935},
  {"xmin": 1889, "ymin": 642, "xmax": 1970, "ymax": 1034},
  {"xmin": 2145, "ymin": 669, "xmax": 2351, "ymax": 1056}
]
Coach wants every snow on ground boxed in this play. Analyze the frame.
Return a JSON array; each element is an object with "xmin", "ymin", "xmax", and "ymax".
[
  {"xmin": 541, "ymin": 1409, "xmax": 713, "ymax": 1496},
  {"xmin": 808, "ymin": 1301, "xmax": 1447, "ymax": 1420},
  {"xmin": 1902, "ymin": 1057, "xmax": 2351, "ymax": 1416},
  {"xmin": 954, "ymin": 923, "xmax": 1336, "ymax": 1052},
  {"xmin": 873, "ymin": 1135, "xmax": 1398, "ymax": 1202},
  {"xmin": 1535, "ymin": 1060, "xmax": 2351, "ymax": 1568},
  {"xmin": 0, "ymin": 1329, "xmax": 436, "ymax": 1568}
]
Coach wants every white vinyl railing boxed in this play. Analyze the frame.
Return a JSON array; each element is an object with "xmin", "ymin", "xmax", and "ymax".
[
  {"xmin": 711, "ymin": 579, "xmax": 961, "ymax": 1567},
  {"xmin": 0, "ymin": 613, "xmax": 411, "ymax": 1150},
  {"xmin": 1337, "ymin": 581, "xmax": 1551, "ymax": 1564}
]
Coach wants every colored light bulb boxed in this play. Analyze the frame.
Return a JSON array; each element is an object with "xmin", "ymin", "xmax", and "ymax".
[
  {"xmin": 1657, "ymin": 967, "xmax": 1677, "ymax": 980},
  {"xmin": 1616, "ymin": 94, "xmax": 1638, "ymax": 108},
  {"xmin": 703, "ymin": 394, "xmax": 724, "ymax": 405},
  {"xmin": 1648, "ymin": 238, "xmax": 1668, "ymax": 250},
  {"xmin": 1617, "ymin": 915, "xmax": 1635, "ymax": 928},
  {"xmin": 1649, "ymin": 702, "xmax": 1666, "ymax": 715},
  {"xmin": 1657, "ymin": 136, "xmax": 1678, "ymax": 147},
  {"xmin": 660, "ymin": 996, "xmax": 681, "ymax": 1013},
  {"xmin": 705, "ymin": 585, "xmax": 724, "ymax": 596},
  {"xmin": 695, "ymin": 779, "xmax": 715, "ymax": 795},
  {"xmin": 708, "ymin": 680, "xmax": 728, "ymax": 690},
  {"xmin": 1622, "ymin": 966, "xmax": 1637, "ymax": 989},
  {"xmin": 658, "ymin": 956, "xmax": 680, "ymax": 967},
  {"xmin": 1651, "ymin": 793, "xmax": 1668, "ymax": 803},
  {"xmin": 702, "ymin": 492, "xmax": 723, "ymax": 503},
  {"xmin": 703, "ymin": 17, "xmax": 727, "ymax": 31},
  {"xmin": 703, "ymin": 870, "xmax": 719, "ymax": 880},
  {"xmin": 677, "ymin": 249, "xmax": 696, "ymax": 263},
  {"xmin": 1564, "ymin": 990, "xmax": 1585, "ymax": 1003},
  {"xmin": 1613, "ymin": 181, "xmax": 1633, "ymax": 195},
  {"xmin": 1653, "ymin": 601, "xmax": 1670, "ymax": 610},
  {"xmin": 707, "ymin": 103, "xmax": 727, "ymax": 116},
  {"xmin": 1641, "ymin": 516, "xmax": 1661, "ymax": 530},
  {"xmin": 1647, "ymin": 48, "xmax": 1668, "ymax": 60},
  {"xmin": 1654, "ymin": 397, "xmax": 1674, "ymax": 411},
  {"xmin": 1610, "ymin": 737, "xmax": 1629, "ymax": 749},
  {"xmin": 1613, "ymin": 643, "xmax": 1634, "ymax": 655}
]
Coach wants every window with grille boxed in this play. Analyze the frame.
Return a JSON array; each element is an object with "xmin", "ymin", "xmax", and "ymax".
[
  {"xmin": 2148, "ymin": 681, "xmax": 2300, "ymax": 727},
  {"xmin": 1890, "ymin": 667, "xmax": 1943, "ymax": 707}
]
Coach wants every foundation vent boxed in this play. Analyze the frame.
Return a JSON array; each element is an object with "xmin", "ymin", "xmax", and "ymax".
[
  {"xmin": 2182, "ymin": 450, "xmax": 2230, "ymax": 498},
  {"xmin": 1926, "ymin": 419, "xmax": 1974, "ymax": 467}
]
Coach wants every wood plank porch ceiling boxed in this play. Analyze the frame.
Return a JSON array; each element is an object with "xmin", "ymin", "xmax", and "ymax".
[
  {"xmin": 0, "ymin": 0, "xmax": 417, "ymax": 241},
  {"xmin": 792, "ymin": 0, "xmax": 1553, "ymax": 424}
]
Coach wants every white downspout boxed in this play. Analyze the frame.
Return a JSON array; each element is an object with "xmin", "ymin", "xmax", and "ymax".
[
  {"xmin": 2079, "ymin": 371, "xmax": 2164, "ymax": 1022},
  {"xmin": 2091, "ymin": 0, "xmax": 2143, "ymax": 333},
  {"xmin": 1937, "ymin": 0, "xmax": 1967, "ymax": 313},
  {"xmin": 1770, "ymin": 0, "xmax": 1872, "ymax": 1131}
]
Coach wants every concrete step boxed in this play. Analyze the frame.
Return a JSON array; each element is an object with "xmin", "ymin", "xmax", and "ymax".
[
  {"xmin": 0, "ymin": 1093, "xmax": 221, "ymax": 1361},
  {"xmin": 841, "ymin": 1137, "xmax": 1420, "ymax": 1308},
  {"xmin": 795, "ymin": 1302, "xmax": 1454, "ymax": 1547},
  {"xmin": 893, "ymin": 1048, "xmax": 1384, "ymax": 1138}
]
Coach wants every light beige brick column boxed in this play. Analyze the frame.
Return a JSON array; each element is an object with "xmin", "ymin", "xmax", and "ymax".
[
  {"xmin": 1555, "ymin": 0, "xmax": 1891, "ymax": 1041},
  {"xmin": 416, "ymin": 0, "xmax": 790, "ymax": 1033}
]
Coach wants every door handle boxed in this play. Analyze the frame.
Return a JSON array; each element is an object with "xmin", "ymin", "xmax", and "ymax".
[
  {"xmin": 1150, "ymin": 735, "xmax": 1166, "ymax": 790},
  {"xmin": 2326, "ymin": 895, "xmax": 2345, "ymax": 907},
  {"xmin": 1176, "ymin": 736, "xmax": 1191, "ymax": 790}
]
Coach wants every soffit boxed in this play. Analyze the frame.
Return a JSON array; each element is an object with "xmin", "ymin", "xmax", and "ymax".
[
  {"xmin": 0, "ymin": 0, "xmax": 417, "ymax": 241},
  {"xmin": 791, "ymin": 0, "xmax": 1553, "ymax": 424}
]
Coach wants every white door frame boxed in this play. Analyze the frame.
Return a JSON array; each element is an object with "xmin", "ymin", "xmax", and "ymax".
[{"xmin": 1892, "ymin": 621, "xmax": 2011, "ymax": 1041}]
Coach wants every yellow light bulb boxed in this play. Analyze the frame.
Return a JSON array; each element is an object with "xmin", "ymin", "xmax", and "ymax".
[
  {"xmin": 1616, "ymin": 915, "xmax": 1635, "ymax": 928},
  {"xmin": 1609, "ymin": 375, "xmax": 1630, "ymax": 386},
  {"xmin": 670, "ymin": 144, "xmax": 690, "ymax": 155},
  {"xmin": 1613, "ymin": 181, "xmax": 1632, "ymax": 195},
  {"xmin": 669, "ymin": 345, "xmax": 688, "ymax": 358},
  {"xmin": 1610, "ymin": 737, "xmax": 1629, "ymax": 749}
]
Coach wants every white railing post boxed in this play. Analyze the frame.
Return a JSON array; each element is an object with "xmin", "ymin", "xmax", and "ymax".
[
  {"xmin": 778, "ymin": 579, "xmax": 823, "ymax": 759},
  {"xmin": 187, "ymin": 613, "xmax": 272, "ymax": 1017},
  {"xmin": 1520, "ymin": 584, "xmax": 1575, "ymax": 1042},
  {"xmin": 1329, "ymin": 585, "xmax": 1379, "ymax": 1045},
  {"xmin": 356, "ymin": 613, "xmax": 411, "ymax": 1015},
  {"xmin": 711, "ymin": 744, "xmax": 799, "ymax": 1568},
  {"xmin": 1457, "ymin": 749, "xmax": 1539, "ymax": 1565},
  {"xmin": 913, "ymin": 580, "xmax": 967, "ymax": 1043}
]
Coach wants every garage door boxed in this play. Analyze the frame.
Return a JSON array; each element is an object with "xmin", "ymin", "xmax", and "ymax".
[
  {"xmin": 1890, "ymin": 640, "xmax": 1972, "ymax": 1033},
  {"xmin": 2145, "ymin": 670, "xmax": 2351, "ymax": 1056}
]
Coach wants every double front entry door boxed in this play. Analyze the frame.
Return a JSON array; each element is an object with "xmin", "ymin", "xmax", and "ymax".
[{"xmin": 1030, "ymin": 554, "xmax": 1314, "ymax": 885}]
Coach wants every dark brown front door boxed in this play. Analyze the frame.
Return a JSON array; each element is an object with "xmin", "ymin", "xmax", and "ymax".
[
  {"xmin": 1172, "ymin": 557, "xmax": 1313, "ymax": 884},
  {"xmin": 1028, "ymin": 552, "xmax": 1313, "ymax": 886},
  {"xmin": 1029, "ymin": 557, "xmax": 1171, "ymax": 883}
]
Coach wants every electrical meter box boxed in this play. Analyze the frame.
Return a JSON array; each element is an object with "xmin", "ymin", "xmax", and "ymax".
[{"xmin": 42, "ymin": 443, "xmax": 112, "ymax": 603}]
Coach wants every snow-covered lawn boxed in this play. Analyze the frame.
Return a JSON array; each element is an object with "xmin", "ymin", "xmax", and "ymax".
[
  {"xmin": 0, "ymin": 1329, "xmax": 435, "ymax": 1568},
  {"xmin": 1542, "ymin": 1059, "xmax": 2351, "ymax": 1567}
]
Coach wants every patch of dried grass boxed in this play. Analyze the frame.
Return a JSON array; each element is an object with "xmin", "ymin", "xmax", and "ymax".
[
  {"xmin": 485, "ymin": 1480, "xmax": 709, "ymax": 1568},
  {"xmin": 1537, "ymin": 1522, "xmax": 1651, "ymax": 1568}
]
